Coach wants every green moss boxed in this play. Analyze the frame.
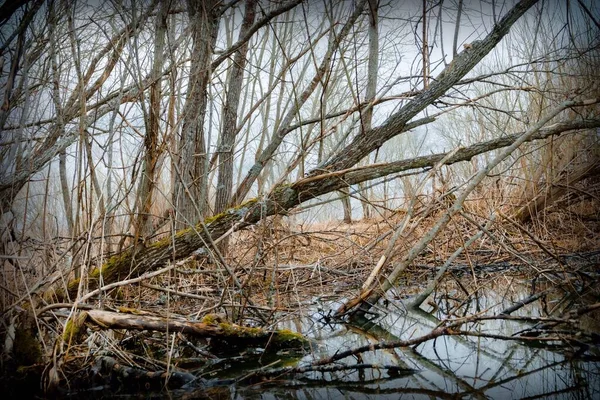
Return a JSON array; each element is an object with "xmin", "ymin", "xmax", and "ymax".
[
  {"xmin": 274, "ymin": 329, "xmax": 306, "ymax": 342},
  {"xmin": 44, "ymin": 286, "xmax": 65, "ymax": 303},
  {"xmin": 236, "ymin": 197, "xmax": 259, "ymax": 210},
  {"xmin": 13, "ymin": 328, "xmax": 42, "ymax": 366},
  {"xmin": 87, "ymin": 249, "xmax": 135, "ymax": 287},
  {"xmin": 66, "ymin": 278, "xmax": 80, "ymax": 297},
  {"xmin": 63, "ymin": 312, "xmax": 88, "ymax": 343},
  {"xmin": 219, "ymin": 322, "xmax": 263, "ymax": 338},
  {"xmin": 203, "ymin": 198, "xmax": 260, "ymax": 225},
  {"xmin": 175, "ymin": 227, "xmax": 192, "ymax": 238},
  {"xmin": 203, "ymin": 211, "xmax": 228, "ymax": 225},
  {"xmin": 102, "ymin": 249, "xmax": 133, "ymax": 271},
  {"xmin": 202, "ymin": 315, "xmax": 273, "ymax": 338},
  {"xmin": 148, "ymin": 235, "xmax": 172, "ymax": 249},
  {"xmin": 273, "ymin": 329, "xmax": 309, "ymax": 347},
  {"xmin": 201, "ymin": 313, "xmax": 221, "ymax": 325}
]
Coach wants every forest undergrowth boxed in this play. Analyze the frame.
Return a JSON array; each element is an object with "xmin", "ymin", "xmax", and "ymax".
[{"xmin": 2, "ymin": 180, "xmax": 600, "ymax": 398}]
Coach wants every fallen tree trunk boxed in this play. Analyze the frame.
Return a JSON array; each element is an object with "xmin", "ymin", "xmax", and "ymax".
[
  {"xmin": 46, "ymin": 118, "xmax": 600, "ymax": 302},
  {"xmin": 65, "ymin": 309, "xmax": 307, "ymax": 349}
]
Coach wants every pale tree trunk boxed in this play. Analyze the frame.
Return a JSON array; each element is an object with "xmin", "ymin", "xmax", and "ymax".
[
  {"xmin": 0, "ymin": 10, "xmax": 26, "ymax": 131},
  {"xmin": 214, "ymin": 0, "xmax": 257, "ymax": 215},
  {"xmin": 339, "ymin": 187, "xmax": 352, "ymax": 223},
  {"xmin": 50, "ymin": 3, "xmax": 73, "ymax": 237},
  {"xmin": 58, "ymin": 150, "xmax": 74, "ymax": 236},
  {"xmin": 321, "ymin": 0, "xmax": 539, "ymax": 174},
  {"xmin": 422, "ymin": 0, "xmax": 429, "ymax": 89},
  {"xmin": 357, "ymin": 0, "xmax": 379, "ymax": 220},
  {"xmin": 173, "ymin": 0, "xmax": 220, "ymax": 229},
  {"xmin": 67, "ymin": 5, "xmax": 106, "ymax": 280},
  {"xmin": 133, "ymin": 1, "xmax": 169, "ymax": 241}
]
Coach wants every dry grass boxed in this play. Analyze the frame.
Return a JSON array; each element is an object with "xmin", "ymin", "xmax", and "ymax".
[{"xmin": 2, "ymin": 164, "xmax": 600, "ymax": 397}]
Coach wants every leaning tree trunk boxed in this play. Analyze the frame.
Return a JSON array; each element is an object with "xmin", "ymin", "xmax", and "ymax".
[
  {"xmin": 357, "ymin": 0, "xmax": 379, "ymax": 220},
  {"xmin": 46, "ymin": 118, "xmax": 600, "ymax": 302}
]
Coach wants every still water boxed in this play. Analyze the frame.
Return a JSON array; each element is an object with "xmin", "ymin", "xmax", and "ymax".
[{"xmin": 223, "ymin": 283, "xmax": 600, "ymax": 399}]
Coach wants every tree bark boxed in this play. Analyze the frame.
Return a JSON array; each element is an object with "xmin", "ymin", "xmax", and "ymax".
[
  {"xmin": 173, "ymin": 0, "xmax": 221, "ymax": 228},
  {"xmin": 133, "ymin": 1, "xmax": 169, "ymax": 241},
  {"xmin": 357, "ymin": 0, "xmax": 379, "ymax": 220},
  {"xmin": 79, "ymin": 310, "xmax": 306, "ymax": 345},
  {"xmin": 214, "ymin": 0, "xmax": 257, "ymax": 216}
]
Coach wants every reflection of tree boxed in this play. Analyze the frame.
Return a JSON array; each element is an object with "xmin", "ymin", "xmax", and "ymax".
[
  {"xmin": 244, "ymin": 381, "xmax": 460, "ymax": 399},
  {"xmin": 241, "ymin": 302, "xmax": 599, "ymax": 398},
  {"xmin": 350, "ymin": 312, "xmax": 487, "ymax": 399}
]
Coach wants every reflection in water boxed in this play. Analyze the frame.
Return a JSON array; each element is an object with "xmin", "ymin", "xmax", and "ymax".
[{"xmin": 231, "ymin": 283, "xmax": 600, "ymax": 399}]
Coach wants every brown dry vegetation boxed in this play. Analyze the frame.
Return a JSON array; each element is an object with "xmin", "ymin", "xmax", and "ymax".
[
  {"xmin": 2, "ymin": 159, "xmax": 600, "ymax": 397},
  {"xmin": 1, "ymin": 0, "xmax": 600, "ymax": 397}
]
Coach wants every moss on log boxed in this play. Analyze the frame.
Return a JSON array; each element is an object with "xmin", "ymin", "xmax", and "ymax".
[{"xmin": 76, "ymin": 310, "xmax": 308, "ymax": 351}]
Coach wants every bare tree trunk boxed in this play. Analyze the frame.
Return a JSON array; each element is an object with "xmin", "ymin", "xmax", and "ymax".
[
  {"xmin": 215, "ymin": 0, "xmax": 257, "ymax": 215},
  {"xmin": 422, "ymin": 0, "xmax": 429, "ymax": 89},
  {"xmin": 133, "ymin": 1, "xmax": 169, "ymax": 241},
  {"xmin": 49, "ymin": 1, "xmax": 73, "ymax": 237},
  {"xmin": 0, "ymin": 10, "xmax": 26, "ymax": 131},
  {"xmin": 357, "ymin": 0, "xmax": 380, "ymax": 220},
  {"xmin": 173, "ymin": 0, "xmax": 220, "ymax": 228},
  {"xmin": 452, "ymin": 0, "xmax": 463, "ymax": 58},
  {"xmin": 339, "ymin": 187, "xmax": 352, "ymax": 223},
  {"xmin": 58, "ymin": 150, "xmax": 74, "ymax": 236}
]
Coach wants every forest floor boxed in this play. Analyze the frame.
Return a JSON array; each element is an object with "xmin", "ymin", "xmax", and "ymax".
[{"xmin": 2, "ymin": 198, "xmax": 600, "ymax": 398}]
